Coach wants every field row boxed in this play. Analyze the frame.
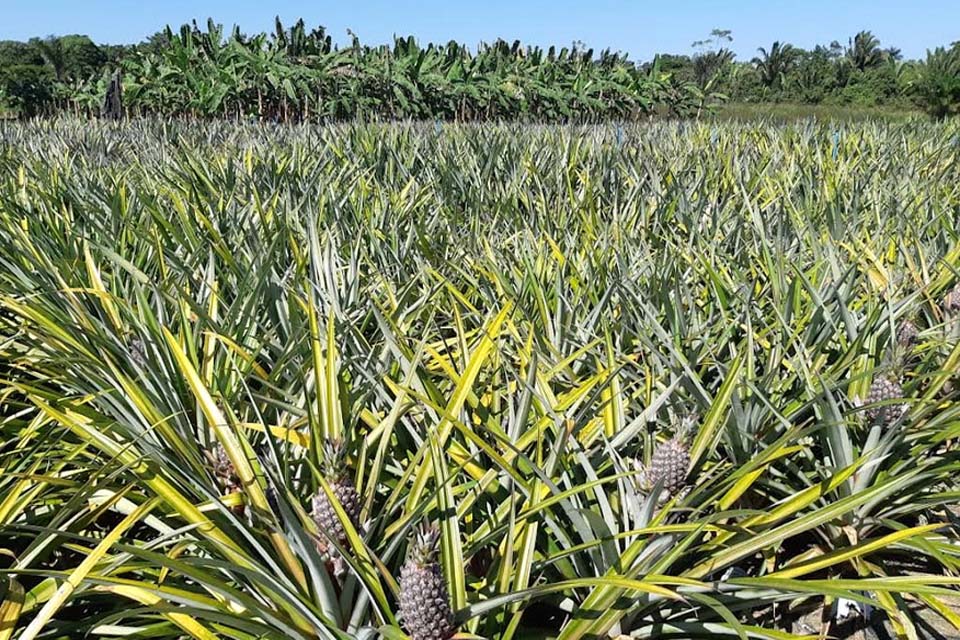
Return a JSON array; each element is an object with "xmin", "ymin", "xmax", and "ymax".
[{"xmin": 1, "ymin": 119, "xmax": 960, "ymax": 638}]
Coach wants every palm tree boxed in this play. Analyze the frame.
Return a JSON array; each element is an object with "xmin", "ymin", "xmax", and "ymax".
[
  {"xmin": 32, "ymin": 36, "xmax": 67, "ymax": 82},
  {"xmin": 691, "ymin": 28, "xmax": 735, "ymax": 88},
  {"xmin": 691, "ymin": 49, "xmax": 733, "ymax": 88},
  {"xmin": 916, "ymin": 44, "xmax": 960, "ymax": 119},
  {"xmin": 753, "ymin": 41, "xmax": 797, "ymax": 88},
  {"xmin": 884, "ymin": 46, "xmax": 903, "ymax": 62},
  {"xmin": 845, "ymin": 31, "xmax": 885, "ymax": 71}
]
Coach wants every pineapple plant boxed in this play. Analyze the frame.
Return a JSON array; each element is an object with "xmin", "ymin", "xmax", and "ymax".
[
  {"xmin": 310, "ymin": 439, "xmax": 360, "ymax": 553},
  {"xmin": 399, "ymin": 524, "xmax": 456, "ymax": 640}
]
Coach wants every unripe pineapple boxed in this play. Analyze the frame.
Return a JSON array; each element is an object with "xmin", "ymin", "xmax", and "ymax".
[
  {"xmin": 942, "ymin": 378, "xmax": 955, "ymax": 397},
  {"xmin": 128, "ymin": 336, "xmax": 147, "ymax": 368},
  {"xmin": 208, "ymin": 443, "xmax": 245, "ymax": 516},
  {"xmin": 636, "ymin": 414, "xmax": 695, "ymax": 501},
  {"xmin": 210, "ymin": 443, "xmax": 240, "ymax": 493},
  {"xmin": 864, "ymin": 376, "xmax": 906, "ymax": 425},
  {"xmin": 944, "ymin": 283, "xmax": 960, "ymax": 313},
  {"xmin": 310, "ymin": 439, "xmax": 360, "ymax": 552},
  {"xmin": 647, "ymin": 435, "xmax": 690, "ymax": 497},
  {"xmin": 400, "ymin": 525, "xmax": 456, "ymax": 640},
  {"xmin": 897, "ymin": 320, "xmax": 918, "ymax": 346}
]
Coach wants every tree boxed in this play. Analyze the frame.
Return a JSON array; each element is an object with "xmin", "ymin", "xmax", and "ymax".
[
  {"xmin": 753, "ymin": 41, "xmax": 797, "ymax": 88},
  {"xmin": 0, "ymin": 40, "xmax": 44, "ymax": 67},
  {"xmin": 59, "ymin": 35, "xmax": 107, "ymax": 82},
  {"xmin": 788, "ymin": 46, "xmax": 839, "ymax": 102},
  {"xmin": 28, "ymin": 35, "xmax": 106, "ymax": 83},
  {"xmin": 845, "ymin": 31, "xmax": 885, "ymax": 71},
  {"xmin": 9, "ymin": 18, "xmax": 954, "ymax": 121},
  {"xmin": 139, "ymin": 30, "xmax": 173, "ymax": 55},
  {"xmin": 915, "ymin": 44, "xmax": 960, "ymax": 119},
  {"xmin": 0, "ymin": 64, "xmax": 55, "ymax": 116},
  {"xmin": 691, "ymin": 29, "xmax": 735, "ymax": 88},
  {"xmin": 31, "ymin": 36, "xmax": 66, "ymax": 81}
]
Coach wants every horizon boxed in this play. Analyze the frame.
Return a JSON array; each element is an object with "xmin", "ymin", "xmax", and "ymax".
[{"xmin": 3, "ymin": 1, "xmax": 959, "ymax": 62}]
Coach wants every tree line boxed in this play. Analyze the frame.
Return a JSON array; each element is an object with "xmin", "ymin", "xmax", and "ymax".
[
  {"xmin": 1, "ymin": 19, "xmax": 958, "ymax": 121},
  {"xmin": 666, "ymin": 28, "xmax": 960, "ymax": 119}
]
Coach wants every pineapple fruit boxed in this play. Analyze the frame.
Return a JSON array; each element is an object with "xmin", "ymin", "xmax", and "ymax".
[
  {"xmin": 944, "ymin": 283, "xmax": 960, "ymax": 313},
  {"xmin": 897, "ymin": 320, "xmax": 918, "ymax": 346},
  {"xmin": 400, "ymin": 525, "xmax": 456, "ymax": 640},
  {"xmin": 864, "ymin": 376, "xmax": 906, "ymax": 425},
  {"xmin": 208, "ymin": 442, "xmax": 245, "ymax": 517},
  {"xmin": 210, "ymin": 443, "xmax": 240, "ymax": 493},
  {"xmin": 128, "ymin": 336, "xmax": 147, "ymax": 368},
  {"xmin": 646, "ymin": 435, "xmax": 691, "ymax": 497},
  {"xmin": 310, "ymin": 439, "xmax": 360, "ymax": 553},
  {"xmin": 861, "ymin": 337, "xmax": 911, "ymax": 426},
  {"xmin": 636, "ymin": 415, "xmax": 694, "ymax": 501}
]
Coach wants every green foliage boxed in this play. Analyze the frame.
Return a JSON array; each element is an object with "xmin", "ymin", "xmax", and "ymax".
[
  {"xmin": 845, "ymin": 30, "xmax": 887, "ymax": 71},
  {"xmin": 915, "ymin": 44, "xmax": 960, "ymax": 120},
  {"xmin": 0, "ymin": 64, "xmax": 55, "ymax": 116},
  {"xmin": 0, "ymin": 40, "xmax": 44, "ymax": 67},
  {"xmin": 2, "ymin": 20, "xmax": 959, "ymax": 121},
  {"xmin": 2, "ymin": 118, "xmax": 960, "ymax": 638},
  {"xmin": 111, "ymin": 19, "xmax": 703, "ymax": 121},
  {"xmin": 56, "ymin": 35, "xmax": 107, "ymax": 82},
  {"xmin": 716, "ymin": 101, "xmax": 920, "ymax": 122},
  {"xmin": 0, "ymin": 19, "xmax": 708, "ymax": 121},
  {"xmin": 711, "ymin": 32, "xmax": 959, "ymax": 117},
  {"xmin": 835, "ymin": 66, "xmax": 901, "ymax": 106},
  {"xmin": 788, "ymin": 45, "xmax": 842, "ymax": 103},
  {"xmin": 753, "ymin": 41, "xmax": 799, "ymax": 89},
  {"xmin": 0, "ymin": 36, "xmax": 106, "ymax": 116},
  {"xmin": 690, "ymin": 28, "xmax": 736, "ymax": 88}
]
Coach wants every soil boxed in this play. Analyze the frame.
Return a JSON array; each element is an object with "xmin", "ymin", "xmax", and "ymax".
[{"xmin": 789, "ymin": 595, "xmax": 960, "ymax": 639}]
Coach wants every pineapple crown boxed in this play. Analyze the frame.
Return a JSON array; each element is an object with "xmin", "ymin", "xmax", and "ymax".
[
  {"xmin": 878, "ymin": 342, "xmax": 908, "ymax": 380},
  {"xmin": 407, "ymin": 523, "xmax": 442, "ymax": 568},
  {"xmin": 321, "ymin": 438, "xmax": 350, "ymax": 481},
  {"xmin": 666, "ymin": 409, "xmax": 698, "ymax": 443}
]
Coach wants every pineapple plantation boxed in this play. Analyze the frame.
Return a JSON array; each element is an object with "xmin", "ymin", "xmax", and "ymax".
[{"xmin": 2, "ymin": 118, "xmax": 960, "ymax": 639}]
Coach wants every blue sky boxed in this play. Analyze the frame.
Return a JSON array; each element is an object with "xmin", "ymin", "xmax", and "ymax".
[{"xmin": 3, "ymin": 1, "xmax": 958, "ymax": 60}]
